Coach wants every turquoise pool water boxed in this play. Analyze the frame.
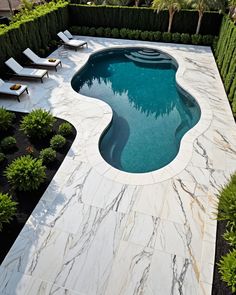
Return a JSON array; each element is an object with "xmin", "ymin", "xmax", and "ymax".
[{"xmin": 72, "ymin": 48, "xmax": 201, "ymax": 173}]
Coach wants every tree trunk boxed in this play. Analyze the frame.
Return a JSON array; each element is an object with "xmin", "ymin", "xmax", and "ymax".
[
  {"xmin": 168, "ymin": 10, "xmax": 174, "ymax": 33},
  {"xmin": 135, "ymin": 0, "xmax": 139, "ymax": 6},
  {"xmin": 196, "ymin": 11, "xmax": 203, "ymax": 34}
]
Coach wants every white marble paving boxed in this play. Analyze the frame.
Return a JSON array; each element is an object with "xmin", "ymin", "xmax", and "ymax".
[{"xmin": 0, "ymin": 36, "xmax": 236, "ymax": 294}]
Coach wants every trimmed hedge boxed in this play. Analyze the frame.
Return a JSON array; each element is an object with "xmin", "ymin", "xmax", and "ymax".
[
  {"xmin": 70, "ymin": 26, "xmax": 216, "ymax": 46},
  {"xmin": 0, "ymin": 1, "xmax": 69, "ymax": 74},
  {"xmin": 215, "ymin": 16, "xmax": 236, "ymax": 116},
  {"xmin": 68, "ymin": 5, "xmax": 222, "ymax": 35}
]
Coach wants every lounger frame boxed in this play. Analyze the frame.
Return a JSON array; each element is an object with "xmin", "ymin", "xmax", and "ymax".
[
  {"xmin": 0, "ymin": 87, "xmax": 28, "ymax": 102},
  {"xmin": 8, "ymin": 71, "xmax": 49, "ymax": 83}
]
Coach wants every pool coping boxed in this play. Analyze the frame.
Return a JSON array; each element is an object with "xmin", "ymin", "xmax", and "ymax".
[{"xmin": 76, "ymin": 45, "xmax": 213, "ymax": 185}]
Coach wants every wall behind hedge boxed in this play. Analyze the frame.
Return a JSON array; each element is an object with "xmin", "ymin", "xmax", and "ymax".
[
  {"xmin": 68, "ymin": 5, "xmax": 222, "ymax": 35},
  {"xmin": 215, "ymin": 16, "xmax": 236, "ymax": 115},
  {"xmin": 0, "ymin": 5, "xmax": 69, "ymax": 74}
]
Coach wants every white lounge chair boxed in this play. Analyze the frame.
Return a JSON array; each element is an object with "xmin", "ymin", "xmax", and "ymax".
[
  {"xmin": 57, "ymin": 32, "xmax": 87, "ymax": 51},
  {"xmin": 64, "ymin": 30, "xmax": 73, "ymax": 40},
  {"xmin": 0, "ymin": 78, "xmax": 28, "ymax": 102},
  {"xmin": 23, "ymin": 48, "xmax": 62, "ymax": 72},
  {"xmin": 5, "ymin": 58, "xmax": 49, "ymax": 83}
]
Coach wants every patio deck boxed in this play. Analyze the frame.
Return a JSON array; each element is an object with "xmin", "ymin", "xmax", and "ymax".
[{"xmin": 0, "ymin": 37, "xmax": 235, "ymax": 295}]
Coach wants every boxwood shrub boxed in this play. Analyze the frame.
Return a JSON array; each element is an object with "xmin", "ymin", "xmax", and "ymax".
[
  {"xmin": 5, "ymin": 155, "xmax": 46, "ymax": 191},
  {"xmin": 1, "ymin": 136, "xmax": 17, "ymax": 152},
  {"xmin": 50, "ymin": 134, "xmax": 66, "ymax": 150},
  {"xmin": 39, "ymin": 147, "xmax": 56, "ymax": 164},
  {"xmin": 58, "ymin": 122, "xmax": 73, "ymax": 137},
  {"xmin": 0, "ymin": 193, "xmax": 17, "ymax": 231},
  {"xmin": 218, "ymin": 250, "xmax": 236, "ymax": 293},
  {"xmin": 0, "ymin": 108, "xmax": 15, "ymax": 132}
]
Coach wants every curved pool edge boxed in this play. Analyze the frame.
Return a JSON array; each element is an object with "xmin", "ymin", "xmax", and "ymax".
[{"xmin": 72, "ymin": 44, "xmax": 213, "ymax": 185}]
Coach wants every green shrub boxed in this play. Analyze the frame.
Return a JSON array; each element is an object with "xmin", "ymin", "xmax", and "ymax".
[
  {"xmin": 58, "ymin": 122, "xmax": 73, "ymax": 137},
  {"xmin": 88, "ymin": 27, "xmax": 96, "ymax": 36},
  {"xmin": 0, "ymin": 152, "xmax": 5, "ymax": 164},
  {"xmin": 5, "ymin": 155, "xmax": 46, "ymax": 191},
  {"xmin": 96, "ymin": 27, "xmax": 104, "ymax": 37},
  {"xmin": 218, "ymin": 250, "xmax": 236, "ymax": 293},
  {"xmin": 70, "ymin": 26, "xmax": 81, "ymax": 35},
  {"xmin": 153, "ymin": 31, "xmax": 162, "ymax": 41},
  {"xmin": 104, "ymin": 27, "xmax": 111, "ymax": 37},
  {"xmin": 217, "ymin": 174, "xmax": 236, "ymax": 222},
  {"xmin": 39, "ymin": 147, "xmax": 56, "ymax": 164},
  {"xmin": 1, "ymin": 136, "xmax": 17, "ymax": 152},
  {"xmin": 172, "ymin": 32, "xmax": 181, "ymax": 43},
  {"xmin": 127, "ymin": 29, "xmax": 140, "ymax": 40},
  {"xmin": 191, "ymin": 34, "xmax": 202, "ymax": 45},
  {"xmin": 223, "ymin": 222, "xmax": 236, "ymax": 247},
  {"xmin": 120, "ymin": 28, "xmax": 128, "ymax": 39},
  {"xmin": 140, "ymin": 31, "xmax": 149, "ymax": 41},
  {"xmin": 81, "ymin": 26, "xmax": 90, "ymax": 35},
  {"xmin": 20, "ymin": 109, "xmax": 56, "ymax": 138},
  {"xmin": 0, "ymin": 193, "xmax": 17, "ymax": 231},
  {"xmin": 111, "ymin": 28, "xmax": 120, "ymax": 38},
  {"xmin": 162, "ymin": 32, "xmax": 172, "ymax": 43},
  {"xmin": 50, "ymin": 134, "xmax": 66, "ymax": 150},
  {"xmin": 181, "ymin": 33, "xmax": 190, "ymax": 44},
  {"xmin": 202, "ymin": 34, "xmax": 214, "ymax": 46},
  {"xmin": 0, "ymin": 108, "xmax": 15, "ymax": 132}
]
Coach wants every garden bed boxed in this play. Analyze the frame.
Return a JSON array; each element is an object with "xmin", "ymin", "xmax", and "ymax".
[{"xmin": 0, "ymin": 110, "xmax": 76, "ymax": 263}]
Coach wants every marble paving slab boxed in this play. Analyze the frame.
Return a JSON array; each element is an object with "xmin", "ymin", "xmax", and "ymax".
[{"xmin": 0, "ymin": 36, "xmax": 235, "ymax": 295}]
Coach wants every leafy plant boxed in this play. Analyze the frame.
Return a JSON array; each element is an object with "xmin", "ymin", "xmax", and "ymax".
[
  {"xmin": 0, "ymin": 107, "xmax": 15, "ymax": 132},
  {"xmin": 104, "ymin": 27, "xmax": 111, "ymax": 37},
  {"xmin": 39, "ymin": 147, "xmax": 56, "ymax": 164},
  {"xmin": 162, "ymin": 32, "xmax": 172, "ymax": 42},
  {"xmin": 202, "ymin": 34, "xmax": 214, "ymax": 45},
  {"xmin": 88, "ymin": 27, "xmax": 96, "ymax": 36},
  {"xmin": 172, "ymin": 32, "xmax": 181, "ymax": 43},
  {"xmin": 1, "ymin": 136, "xmax": 17, "ymax": 152},
  {"xmin": 181, "ymin": 33, "xmax": 190, "ymax": 44},
  {"xmin": 96, "ymin": 27, "xmax": 104, "ymax": 37},
  {"xmin": 120, "ymin": 28, "xmax": 128, "ymax": 39},
  {"xmin": 50, "ymin": 135, "xmax": 66, "ymax": 150},
  {"xmin": 153, "ymin": 31, "xmax": 162, "ymax": 41},
  {"xmin": 223, "ymin": 222, "xmax": 236, "ymax": 247},
  {"xmin": 218, "ymin": 250, "xmax": 236, "ymax": 293},
  {"xmin": 191, "ymin": 34, "xmax": 202, "ymax": 45},
  {"xmin": 0, "ymin": 193, "xmax": 17, "ymax": 231},
  {"xmin": 111, "ymin": 28, "xmax": 120, "ymax": 38},
  {"xmin": 140, "ymin": 31, "xmax": 149, "ymax": 40},
  {"xmin": 20, "ymin": 109, "xmax": 56, "ymax": 138},
  {"xmin": 0, "ymin": 152, "xmax": 5, "ymax": 164},
  {"xmin": 58, "ymin": 122, "xmax": 73, "ymax": 137},
  {"xmin": 5, "ymin": 155, "xmax": 46, "ymax": 191}
]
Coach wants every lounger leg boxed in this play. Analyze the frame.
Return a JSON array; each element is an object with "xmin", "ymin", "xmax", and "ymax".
[
  {"xmin": 41, "ymin": 77, "xmax": 43, "ymax": 83},
  {"xmin": 47, "ymin": 72, "xmax": 49, "ymax": 78},
  {"xmin": 26, "ymin": 88, "xmax": 29, "ymax": 94},
  {"xmin": 17, "ymin": 96, "xmax": 20, "ymax": 102},
  {"xmin": 55, "ymin": 66, "xmax": 57, "ymax": 72}
]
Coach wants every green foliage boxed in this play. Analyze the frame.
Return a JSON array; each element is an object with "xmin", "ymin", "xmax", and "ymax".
[
  {"xmin": 111, "ymin": 28, "xmax": 120, "ymax": 38},
  {"xmin": 180, "ymin": 33, "xmax": 190, "ymax": 43},
  {"xmin": 104, "ymin": 27, "xmax": 111, "ymax": 37},
  {"xmin": 5, "ymin": 155, "xmax": 46, "ymax": 191},
  {"xmin": 218, "ymin": 173, "xmax": 236, "ymax": 222},
  {"xmin": 218, "ymin": 250, "xmax": 236, "ymax": 293},
  {"xmin": 0, "ymin": 108, "xmax": 15, "ymax": 132},
  {"xmin": 191, "ymin": 33, "xmax": 202, "ymax": 44},
  {"xmin": 202, "ymin": 34, "xmax": 214, "ymax": 45},
  {"xmin": 120, "ymin": 28, "xmax": 128, "ymax": 38},
  {"xmin": 58, "ymin": 122, "xmax": 73, "ymax": 137},
  {"xmin": 223, "ymin": 222, "xmax": 236, "ymax": 247},
  {"xmin": 1, "ymin": 136, "xmax": 17, "ymax": 152},
  {"xmin": 96, "ymin": 27, "xmax": 105, "ymax": 36},
  {"xmin": 172, "ymin": 32, "xmax": 181, "ymax": 43},
  {"xmin": 39, "ymin": 147, "xmax": 57, "ymax": 164},
  {"xmin": 88, "ymin": 27, "xmax": 96, "ymax": 36},
  {"xmin": 50, "ymin": 135, "xmax": 66, "ymax": 150},
  {"xmin": 0, "ymin": 152, "xmax": 5, "ymax": 164},
  {"xmin": 153, "ymin": 31, "xmax": 162, "ymax": 41},
  {"xmin": 0, "ymin": 193, "xmax": 17, "ymax": 231},
  {"xmin": 162, "ymin": 32, "xmax": 172, "ymax": 42},
  {"xmin": 20, "ymin": 109, "xmax": 56, "ymax": 139},
  {"xmin": 68, "ymin": 5, "xmax": 222, "ymax": 35}
]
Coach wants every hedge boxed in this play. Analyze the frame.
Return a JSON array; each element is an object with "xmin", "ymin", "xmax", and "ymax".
[
  {"xmin": 68, "ymin": 5, "xmax": 222, "ymax": 35},
  {"xmin": 215, "ymin": 16, "xmax": 236, "ymax": 116},
  {"xmin": 0, "ymin": 1, "xmax": 69, "ymax": 74}
]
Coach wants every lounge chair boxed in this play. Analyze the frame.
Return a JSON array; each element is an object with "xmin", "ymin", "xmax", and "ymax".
[
  {"xmin": 64, "ymin": 30, "xmax": 74, "ymax": 40},
  {"xmin": 5, "ymin": 58, "xmax": 49, "ymax": 83},
  {"xmin": 0, "ymin": 78, "xmax": 28, "ymax": 102},
  {"xmin": 23, "ymin": 48, "xmax": 62, "ymax": 72},
  {"xmin": 57, "ymin": 32, "xmax": 87, "ymax": 51}
]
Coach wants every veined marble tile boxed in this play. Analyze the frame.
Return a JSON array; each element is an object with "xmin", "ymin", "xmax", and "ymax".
[
  {"xmin": 144, "ymin": 250, "xmax": 199, "ymax": 295},
  {"xmin": 104, "ymin": 241, "xmax": 153, "ymax": 295}
]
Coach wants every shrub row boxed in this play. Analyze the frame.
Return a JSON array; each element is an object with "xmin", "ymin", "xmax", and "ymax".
[
  {"xmin": 70, "ymin": 26, "xmax": 216, "ymax": 46},
  {"xmin": 69, "ymin": 5, "xmax": 222, "ymax": 36},
  {"xmin": 0, "ymin": 1, "xmax": 69, "ymax": 73},
  {"xmin": 217, "ymin": 174, "xmax": 236, "ymax": 292},
  {"xmin": 215, "ymin": 16, "xmax": 236, "ymax": 117}
]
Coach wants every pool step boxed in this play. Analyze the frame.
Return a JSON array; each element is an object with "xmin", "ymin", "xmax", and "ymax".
[
  {"xmin": 130, "ymin": 51, "xmax": 170, "ymax": 61},
  {"xmin": 125, "ymin": 53, "xmax": 171, "ymax": 65},
  {"xmin": 138, "ymin": 50, "xmax": 161, "ymax": 56}
]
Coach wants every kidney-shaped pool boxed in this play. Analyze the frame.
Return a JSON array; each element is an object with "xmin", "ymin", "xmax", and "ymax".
[{"xmin": 72, "ymin": 48, "xmax": 201, "ymax": 173}]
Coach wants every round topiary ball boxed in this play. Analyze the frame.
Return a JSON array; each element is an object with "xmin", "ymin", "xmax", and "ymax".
[
  {"xmin": 0, "ymin": 107, "xmax": 15, "ymax": 132},
  {"xmin": 0, "ymin": 193, "xmax": 17, "ymax": 231},
  {"xmin": 4, "ymin": 155, "xmax": 46, "ymax": 191},
  {"xmin": 58, "ymin": 122, "xmax": 73, "ymax": 137},
  {"xmin": 39, "ymin": 147, "xmax": 56, "ymax": 164},
  {"xmin": 1, "ymin": 136, "xmax": 17, "ymax": 152},
  {"xmin": 0, "ymin": 152, "xmax": 5, "ymax": 164},
  {"xmin": 50, "ymin": 134, "xmax": 66, "ymax": 150}
]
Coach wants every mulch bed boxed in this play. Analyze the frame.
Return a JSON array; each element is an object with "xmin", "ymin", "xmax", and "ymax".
[
  {"xmin": 212, "ymin": 220, "xmax": 232, "ymax": 295},
  {"xmin": 0, "ymin": 111, "xmax": 76, "ymax": 263}
]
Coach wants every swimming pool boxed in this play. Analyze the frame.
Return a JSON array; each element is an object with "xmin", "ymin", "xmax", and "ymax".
[{"xmin": 72, "ymin": 48, "xmax": 201, "ymax": 173}]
